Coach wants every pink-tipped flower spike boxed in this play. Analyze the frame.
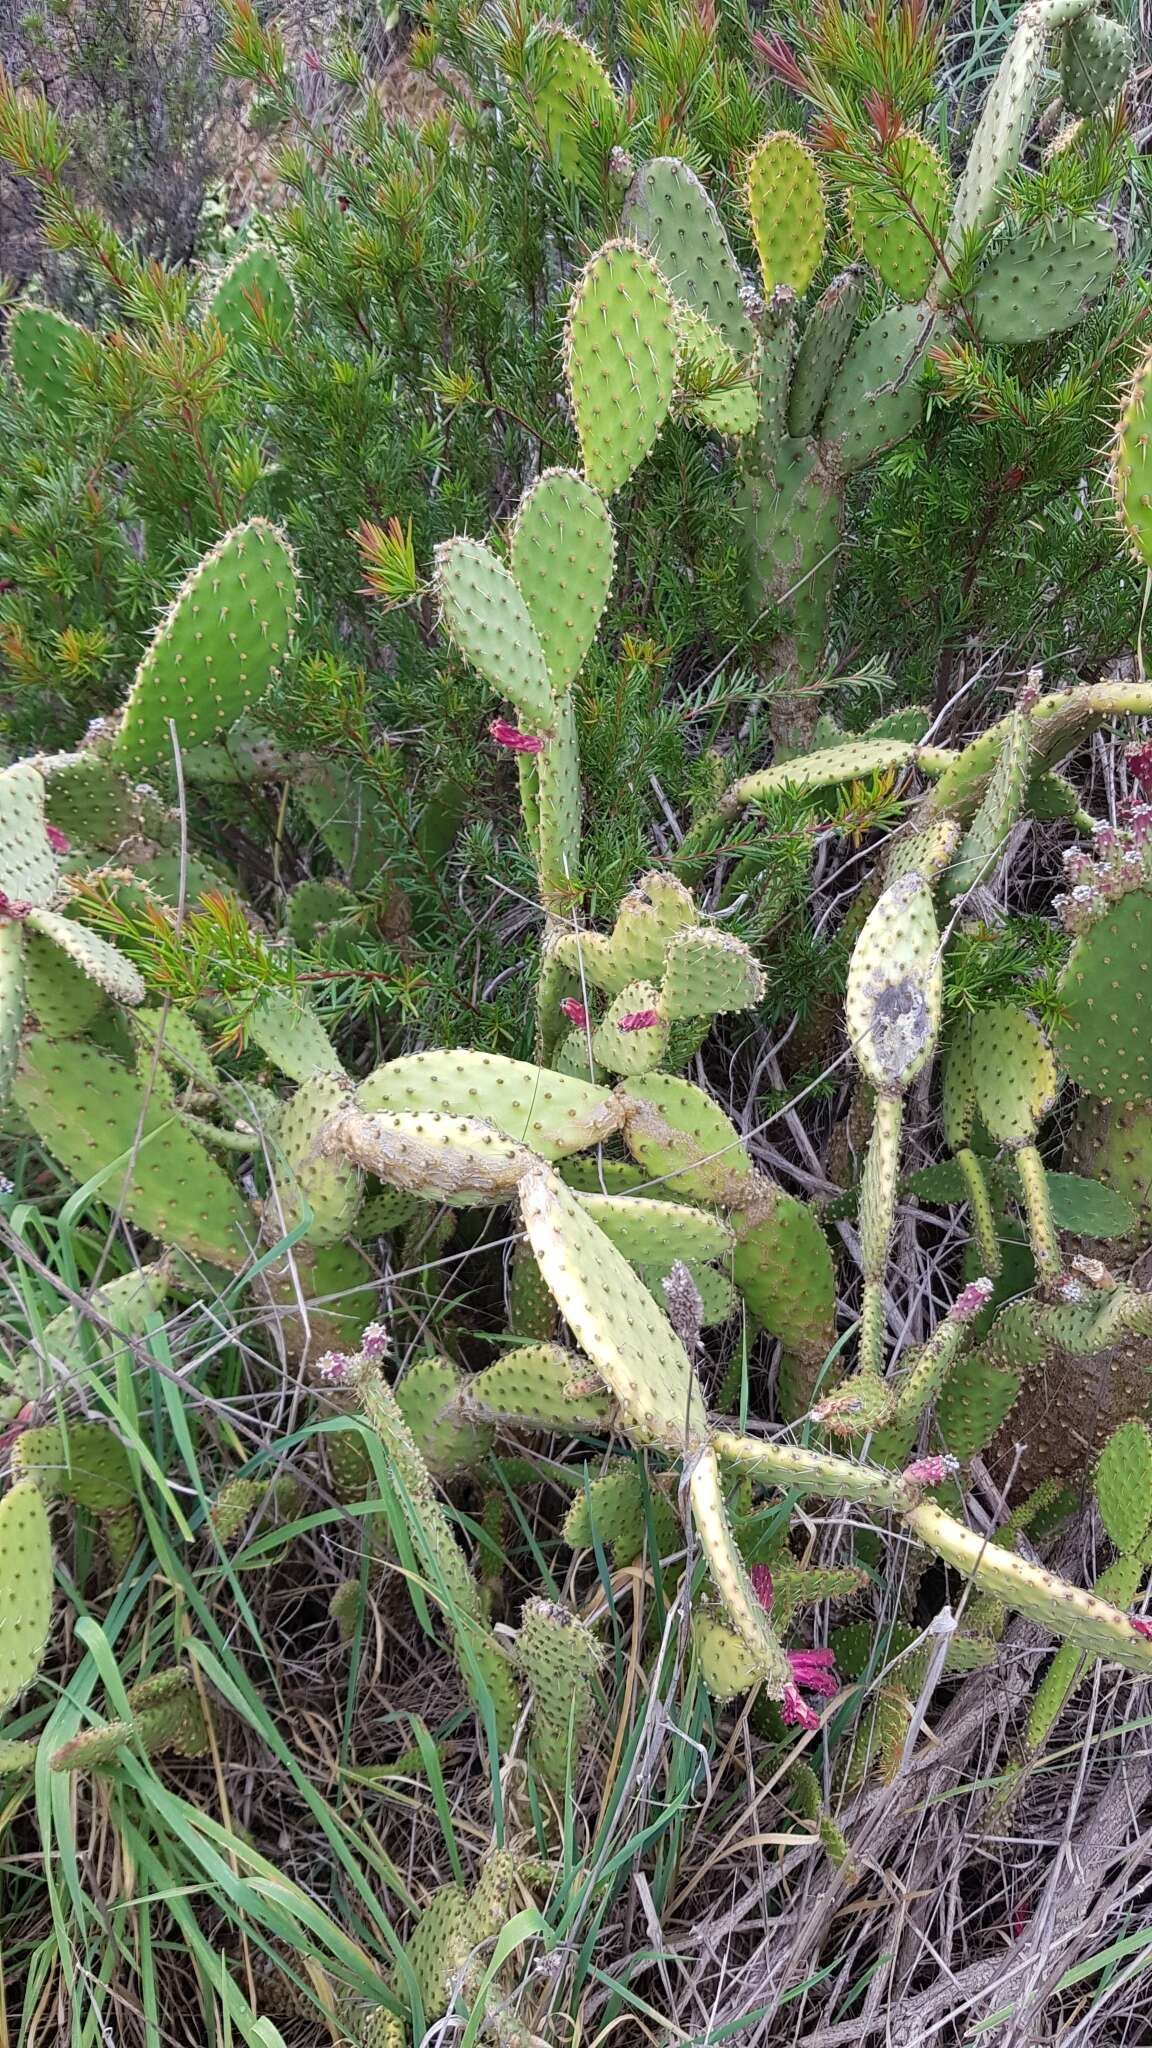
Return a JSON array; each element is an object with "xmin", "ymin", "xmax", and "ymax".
[
  {"xmin": 787, "ymin": 1647, "xmax": 839, "ymax": 1698},
  {"xmin": 45, "ymin": 824, "xmax": 70, "ymax": 854},
  {"xmin": 781, "ymin": 1684, "xmax": 821, "ymax": 1731},
  {"xmin": 560, "ymin": 997, "xmax": 589, "ymax": 1030},
  {"xmin": 749, "ymin": 1564, "xmax": 774, "ymax": 1612},
  {"xmin": 316, "ymin": 1350, "xmax": 352, "ymax": 1384},
  {"xmin": 950, "ymin": 1278, "xmax": 994, "ymax": 1322},
  {"xmin": 902, "ymin": 1453, "xmax": 960, "ymax": 1487},
  {"xmin": 618, "ymin": 1009, "xmax": 659, "ymax": 1031},
  {"xmin": 489, "ymin": 718, "xmax": 544, "ymax": 755},
  {"xmin": 360, "ymin": 1322, "xmax": 390, "ymax": 1359}
]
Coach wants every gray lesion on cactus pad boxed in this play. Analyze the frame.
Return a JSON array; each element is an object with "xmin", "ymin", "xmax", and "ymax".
[{"xmin": 865, "ymin": 977, "xmax": 935, "ymax": 1087}]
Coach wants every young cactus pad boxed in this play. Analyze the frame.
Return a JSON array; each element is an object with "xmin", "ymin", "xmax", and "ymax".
[
  {"xmin": 112, "ymin": 522, "xmax": 298, "ymax": 777},
  {"xmin": 509, "ymin": 467, "xmax": 615, "ymax": 696},
  {"xmin": 745, "ymin": 133, "xmax": 827, "ymax": 296},
  {"xmin": 0, "ymin": 1480, "xmax": 53, "ymax": 1709},
  {"xmin": 562, "ymin": 240, "xmax": 679, "ymax": 497}
]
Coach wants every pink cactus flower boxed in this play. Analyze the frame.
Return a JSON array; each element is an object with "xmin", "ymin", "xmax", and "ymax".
[
  {"xmin": 1128, "ymin": 740, "xmax": 1152, "ymax": 797},
  {"xmin": 560, "ymin": 997, "xmax": 589, "ymax": 1030},
  {"xmin": 45, "ymin": 824, "xmax": 70, "ymax": 854},
  {"xmin": 489, "ymin": 718, "xmax": 544, "ymax": 755},
  {"xmin": 316, "ymin": 1350, "xmax": 352, "ymax": 1384},
  {"xmin": 788, "ymin": 1647, "xmax": 839, "ymax": 1698},
  {"xmin": 360, "ymin": 1322, "xmax": 390, "ymax": 1359},
  {"xmin": 618, "ymin": 1009, "xmax": 659, "ymax": 1031},
  {"xmin": 780, "ymin": 1683, "xmax": 821, "ymax": 1731},
  {"xmin": 950, "ymin": 1278, "xmax": 994, "ymax": 1322},
  {"xmin": 749, "ymin": 1563, "xmax": 774, "ymax": 1612},
  {"xmin": 0, "ymin": 892, "xmax": 31, "ymax": 922},
  {"xmin": 902, "ymin": 1454, "xmax": 960, "ymax": 1487}
]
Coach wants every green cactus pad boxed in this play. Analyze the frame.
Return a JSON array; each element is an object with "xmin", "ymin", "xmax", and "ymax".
[
  {"xmin": 245, "ymin": 988, "xmax": 343, "ymax": 1082},
  {"xmin": 745, "ymin": 132, "xmax": 826, "ymax": 295},
  {"xmin": 1061, "ymin": 10, "xmax": 1134, "ymax": 113},
  {"xmin": 434, "ymin": 535, "xmax": 556, "ymax": 734},
  {"xmin": 720, "ymin": 737, "xmax": 916, "ymax": 816},
  {"xmin": 969, "ymin": 1006, "xmax": 1058, "ymax": 1141},
  {"xmin": 34, "ymin": 750, "xmax": 173, "ymax": 855},
  {"xmin": 204, "ymin": 244, "xmax": 295, "ymax": 343},
  {"xmin": 660, "ymin": 927, "xmax": 765, "ymax": 1022},
  {"xmin": 786, "ymin": 267, "xmax": 867, "ymax": 437},
  {"xmin": 563, "ymin": 239, "xmax": 679, "ymax": 498},
  {"xmin": 526, "ymin": 23, "xmax": 620, "ymax": 194},
  {"xmin": 576, "ymin": 1189, "xmax": 733, "ymax": 1266},
  {"xmin": 819, "ymin": 305, "xmax": 931, "ymax": 477},
  {"xmin": 689, "ymin": 1444, "xmax": 792, "ymax": 1689},
  {"xmin": 519, "ymin": 1163, "xmax": 707, "ymax": 1451},
  {"xmin": 515, "ymin": 1596, "xmax": 601, "ymax": 1790},
  {"xmin": 731, "ymin": 1193, "xmax": 837, "ymax": 1382},
  {"xmin": 0, "ymin": 924, "xmax": 25, "ymax": 1104},
  {"xmin": 0, "ymin": 1480, "xmax": 52, "ymax": 1709},
  {"xmin": 554, "ymin": 869, "xmax": 698, "ymax": 993},
  {"xmin": 846, "ymin": 136, "xmax": 950, "ymax": 302},
  {"xmin": 396, "ymin": 1354, "xmax": 492, "ymax": 1479},
  {"xmin": 7, "ymin": 303, "xmax": 94, "ymax": 415},
  {"xmin": 535, "ymin": 691, "xmax": 582, "ymax": 911},
  {"xmin": 1095, "ymin": 1420, "xmax": 1152, "ymax": 1554},
  {"xmin": 13, "ymin": 1421, "xmax": 134, "ymax": 1514},
  {"xmin": 907, "ymin": 1497, "xmax": 1152, "ymax": 1672},
  {"xmin": 943, "ymin": 0, "xmax": 1089, "ymax": 256},
  {"xmin": 509, "ymin": 468, "xmax": 615, "ymax": 695},
  {"xmin": 619, "ymin": 1071, "xmax": 757, "ymax": 1204},
  {"xmin": 1054, "ymin": 890, "xmax": 1152, "ymax": 1104},
  {"xmin": 935, "ymin": 1350, "xmax": 1022, "ymax": 1459},
  {"xmin": 209, "ymin": 1473, "xmax": 301, "ymax": 1548},
  {"xmin": 753, "ymin": 295, "xmax": 797, "ymax": 472},
  {"xmin": 740, "ymin": 439, "xmax": 841, "ymax": 672},
  {"xmin": 357, "ymin": 1049, "xmax": 620, "ymax": 1159},
  {"xmin": 845, "ymin": 872, "xmax": 942, "ymax": 1092},
  {"xmin": 24, "ymin": 907, "xmax": 146, "ymax": 1006},
  {"xmin": 15, "ymin": 1035, "xmax": 252, "ymax": 1267},
  {"xmin": 639, "ymin": 1256, "xmax": 736, "ymax": 1329},
  {"xmin": 622, "ymin": 156, "xmax": 756, "ymax": 355},
  {"xmin": 265, "ymin": 1072, "xmax": 360, "ymax": 1246},
  {"xmin": 969, "ymin": 217, "xmax": 1117, "ymax": 345},
  {"xmin": 50, "ymin": 1672, "xmax": 210, "ymax": 1770},
  {"xmin": 692, "ymin": 1608, "xmax": 761, "ymax": 1702},
  {"xmin": 130, "ymin": 1007, "xmax": 218, "ymax": 1091},
  {"xmin": 467, "ymin": 1341, "xmax": 612, "ymax": 1432},
  {"xmin": 1064, "ymin": 1099, "xmax": 1152, "ymax": 1254},
  {"xmin": 284, "ymin": 878, "xmax": 359, "ymax": 948},
  {"xmin": 945, "ymin": 696, "xmax": 1033, "ymax": 901},
  {"xmin": 508, "ymin": 1239, "xmax": 557, "ymax": 1340},
  {"xmin": 563, "ymin": 1461, "xmax": 680, "ymax": 1564},
  {"xmin": 675, "ymin": 305, "xmax": 758, "ymax": 437},
  {"xmin": 113, "ymin": 521, "xmax": 298, "ymax": 778},
  {"xmin": 0, "ymin": 761, "xmax": 61, "ymax": 909},
  {"xmin": 591, "ymin": 980, "xmax": 669, "ymax": 1076},
  {"xmin": 297, "ymin": 761, "xmax": 388, "ymax": 891}
]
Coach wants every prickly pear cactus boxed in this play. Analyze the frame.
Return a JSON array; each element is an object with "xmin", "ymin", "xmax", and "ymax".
[{"xmin": 0, "ymin": 1480, "xmax": 53, "ymax": 1710}]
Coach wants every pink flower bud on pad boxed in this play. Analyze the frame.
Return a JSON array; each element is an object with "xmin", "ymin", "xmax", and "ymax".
[{"xmin": 489, "ymin": 718, "xmax": 544, "ymax": 754}]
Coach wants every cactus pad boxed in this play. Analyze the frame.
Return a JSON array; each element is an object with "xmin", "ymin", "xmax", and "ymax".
[
  {"xmin": 1054, "ymin": 890, "xmax": 1152, "ymax": 1103},
  {"xmin": 846, "ymin": 137, "xmax": 950, "ymax": 301},
  {"xmin": 731, "ymin": 1193, "xmax": 837, "ymax": 1383},
  {"xmin": 970, "ymin": 217, "xmax": 1117, "ymax": 345},
  {"xmin": 15, "ymin": 1035, "xmax": 252, "ymax": 1267},
  {"xmin": 619, "ymin": 1071, "xmax": 757, "ymax": 1204},
  {"xmin": 591, "ymin": 980, "xmax": 669, "ymax": 1076},
  {"xmin": 434, "ymin": 535, "xmax": 555, "ymax": 734},
  {"xmin": 265, "ymin": 1072, "xmax": 360, "ymax": 1245},
  {"xmin": 513, "ymin": 1596, "xmax": 601, "ymax": 1790},
  {"xmin": 7, "ymin": 303, "xmax": 94, "ymax": 414},
  {"xmin": 741, "ymin": 439, "xmax": 841, "ymax": 671},
  {"xmin": 935, "ymin": 1350, "xmax": 1022, "ymax": 1459},
  {"xmin": 466, "ymin": 1342, "xmax": 613, "ymax": 1431},
  {"xmin": 0, "ymin": 761, "xmax": 60, "ymax": 908},
  {"xmin": 1095, "ymin": 1419, "xmax": 1152, "ymax": 1554},
  {"xmin": 204, "ymin": 244, "xmax": 295, "ymax": 343},
  {"xmin": 356, "ymin": 1049, "xmax": 621, "ymax": 1157},
  {"xmin": 327, "ymin": 1105, "xmax": 535, "ymax": 1206},
  {"xmin": 113, "ymin": 522, "xmax": 298, "ymax": 777},
  {"xmin": 968, "ymin": 1005, "xmax": 1057, "ymax": 1141},
  {"xmin": 745, "ymin": 133, "xmax": 826, "ymax": 296},
  {"xmin": 0, "ymin": 1480, "xmax": 53, "ymax": 1709},
  {"xmin": 13, "ymin": 1422, "xmax": 134, "ymax": 1515},
  {"xmin": 660, "ymin": 926, "xmax": 765, "ymax": 1021},
  {"xmin": 24, "ymin": 908, "xmax": 146, "ymax": 1006},
  {"xmin": 246, "ymin": 988, "xmax": 343, "ymax": 1082},
  {"xmin": 944, "ymin": 0, "xmax": 1088, "ymax": 255},
  {"xmin": 563, "ymin": 1461, "xmax": 679, "ymax": 1564},
  {"xmin": 1111, "ymin": 339, "xmax": 1152, "ymax": 563},
  {"xmin": 509, "ymin": 467, "xmax": 615, "ymax": 694},
  {"xmin": 720, "ymin": 737, "xmax": 916, "ymax": 815},
  {"xmin": 0, "ymin": 924, "xmax": 25, "ymax": 1103},
  {"xmin": 786, "ymin": 267, "xmax": 867, "ymax": 436},
  {"xmin": 563, "ymin": 240, "xmax": 679, "ymax": 498},
  {"xmin": 396, "ymin": 1355, "xmax": 492, "ymax": 1478},
  {"xmin": 622, "ymin": 156, "xmax": 755, "ymax": 355},
  {"xmin": 554, "ymin": 869, "xmax": 697, "ymax": 993},
  {"xmin": 820, "ymin": 305, "xmax": 931, "ymax": 477},
  {"xmin": 527, "ymin": 23, "xmax": 620, "ymax": 193},
  {"xmin": 519, "ymin": 1163, "xmax": 707, "ymax": 1451},
  {"xmin": 575, "ymin": 1191, "xmax": 733, "ymax": 1264},
  {"xmin": 1060, "ymin": 10, "xmax": 1133, "ymax": 113},
  {"xmin": 845, "ymin": 873, "xmax": 942, "ymax": 1092},
  {"xmin": 692, "ymin": 1608, "xmax": 761, "ymax": 1702}
]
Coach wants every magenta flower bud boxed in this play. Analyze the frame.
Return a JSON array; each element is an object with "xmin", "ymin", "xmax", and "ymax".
[
  {"xmin": 901, "ymin": 1453, "xmax": 959, "ymax": 1486},
  {"xmin": 45, "ymin": 824, "xmax": 70, "ymax": 854},
  {"xmin": 360, "ymin": 1322, "xmax": 390, "ymax": 1359},
  {"xmin": 618, "ymin": 1009, "xmax": 659, "ymax": 1031},
  {"xmin": 489, "ymin": 718, "xmax": 544, "ymax": 754},
  {"xmin": 316, "ymin": 1349, "xmax": 352, "ymax": 1384},
  {"xmin": 560, "ymin": 997, "xmax": 589, "ymax": 1030},
  {"xmin": 0, "ymin": 892, "xmax": 32, "ymax": 922},
  {"xmin": 950, "ymin": 1277, "xmax": 994, "ymax": 1322},
  {"xmin": 1131, "ymin": 1616, "xmax": 1152, "ymax": 1640},
  {"xmin": 749, "ymin": 1563, "xmax": 774, "ymax": 1612}
]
